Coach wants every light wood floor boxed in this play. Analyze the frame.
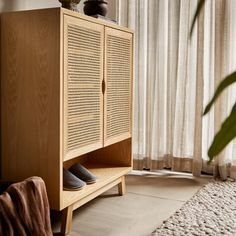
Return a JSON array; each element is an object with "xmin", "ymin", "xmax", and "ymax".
[{"xmin": 51, "ymin": 170, "xmax": 212, "ymax": 236}]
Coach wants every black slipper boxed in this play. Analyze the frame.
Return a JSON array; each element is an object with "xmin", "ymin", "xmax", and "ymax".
[
  {"xmin": 69, "ymin": 163, "xmax": 97, "ymax": 184},
  {"xmin": 63, "ymin": 168, "xmax": 86, "ymax": 191}
]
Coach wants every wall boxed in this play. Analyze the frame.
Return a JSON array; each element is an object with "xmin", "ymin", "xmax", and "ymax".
[{"xmin": 0, "ymin": 0, "xmax": 117, "ymax": 20}]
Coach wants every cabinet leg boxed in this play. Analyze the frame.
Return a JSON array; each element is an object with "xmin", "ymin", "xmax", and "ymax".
[
  {"xmin": 118, "ymin": 176, "xmax": 126, "ymax": 196},
  {"xmin": 61, "ymin": 205, "xmax": 73, "ymax": 235}
]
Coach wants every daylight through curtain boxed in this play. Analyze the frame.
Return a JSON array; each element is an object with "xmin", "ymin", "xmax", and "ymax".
[{"xmin": 117, "ymin": 0, "xmax": 236, "ymax": 178}]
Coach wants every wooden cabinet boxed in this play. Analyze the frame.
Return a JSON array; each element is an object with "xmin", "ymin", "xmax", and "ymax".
[{"xmin": 1, "ymin": 8, "xmax": 133, "ymax": 234}]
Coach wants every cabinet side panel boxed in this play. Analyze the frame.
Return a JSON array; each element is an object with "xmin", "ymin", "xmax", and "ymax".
[{"xmin": 1, "ymin": 9, "xmax": 61, "ymax": 209}]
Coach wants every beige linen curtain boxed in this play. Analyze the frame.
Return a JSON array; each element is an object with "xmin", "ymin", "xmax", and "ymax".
[
  {"xmin": 202, "ymin": 0, "xmax": 236, "ymax": 179},
  {"xmin": 117, "ymin": 0, "xmax": 236, "ymax": 178}
]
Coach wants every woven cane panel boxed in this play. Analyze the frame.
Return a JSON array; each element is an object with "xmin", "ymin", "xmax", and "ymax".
[
  {"xmin": 106, "ymin": 34, "xmax": 132, "ymax": 139},
  {"xmin": 66, "ymin": 24, "xmax": 102, "ymax": 152}
]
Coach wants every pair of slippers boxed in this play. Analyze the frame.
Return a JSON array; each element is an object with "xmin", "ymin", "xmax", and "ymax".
[{"xmin": 63, "ymin": 163, "xmax": 96, "ymax": 191}]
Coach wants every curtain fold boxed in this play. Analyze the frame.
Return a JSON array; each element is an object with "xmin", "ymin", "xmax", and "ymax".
[
  {"xmin": 118, "ymin": 0, "xmax": 236, "ymax": 178},
  {"xmin": 202, "ymin": 0, "xmax": 236, "ymax": 179}
]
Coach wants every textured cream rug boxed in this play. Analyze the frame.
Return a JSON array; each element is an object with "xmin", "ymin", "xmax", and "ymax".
[{"xmin": 152, "ymin": 181, "xmax": 236, "ymax": 236}]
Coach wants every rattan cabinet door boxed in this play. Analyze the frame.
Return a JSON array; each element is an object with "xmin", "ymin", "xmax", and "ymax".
[
  {"xmin": 104, "ymin": 28, "xmax": 133, "ymax": 146},
  {"xmin": 64, "ymin": 16, "xmax": 104, "ymax": 161}
]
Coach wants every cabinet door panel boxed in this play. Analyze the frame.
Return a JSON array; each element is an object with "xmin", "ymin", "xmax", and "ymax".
[
  {"xmin": 104, "ymin": 28, "xmax": 133, "ymax": 146},
  {"xmin": 64, "ymin": 16, "xmax": 104, "ymax": 160}
]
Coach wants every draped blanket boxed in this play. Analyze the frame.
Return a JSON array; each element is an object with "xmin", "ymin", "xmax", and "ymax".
[{"xmin": 0, "ymin": 176, "xmax": 53, "ymax": 236}]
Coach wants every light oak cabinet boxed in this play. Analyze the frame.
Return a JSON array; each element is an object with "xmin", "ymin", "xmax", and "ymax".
[{"xmin": 1, "ymin": 8, "xmax": 133, "ymax": 234}]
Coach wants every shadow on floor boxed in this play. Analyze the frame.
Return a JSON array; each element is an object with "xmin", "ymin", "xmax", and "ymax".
[{"xmin": 98, "ymin": 193, "xmax": 120, "ymax": 199}]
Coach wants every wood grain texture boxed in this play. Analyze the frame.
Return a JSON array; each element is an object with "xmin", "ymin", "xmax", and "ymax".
[
  {"xmin": 89, "ymin": 138, "xmax": 132, "ymax": 167},
  {"xmin": 63, "ymin": 153, "xmax": 88, "ymax": 169},
  {"xmin": 72, "ymin": 177, "xmax": 123, "ymax": 210},
  {"xmin": 61, "ymin": 204, "xmax": 73, "ymax": 234},
  {"xmin": 63, "ymin": 164, "xmax": 131, "ymax": 208},
  {"xmin": 1, "ymin": 8, "xmax": 61, "ymax": 209},
  {"xmin": 118, "ymin": 176, "xmax": 126, "ymax": 195}
]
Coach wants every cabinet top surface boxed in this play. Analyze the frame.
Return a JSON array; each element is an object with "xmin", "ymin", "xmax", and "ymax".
[{"xmin": 1, "ymin": 7, "xmax": 134, "ymax": 34}]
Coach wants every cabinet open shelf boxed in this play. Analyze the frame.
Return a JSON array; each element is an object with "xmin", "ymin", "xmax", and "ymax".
[
  {"xmin": 63, "ymin": 164, "xmax": 132, "ymax": 209},
  {"xmin": 62, "ymin": 137, "xmax": 132, "ymax": 209}
]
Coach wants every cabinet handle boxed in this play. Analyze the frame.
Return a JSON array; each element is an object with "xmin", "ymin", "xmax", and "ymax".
[{"xmin": 102, "ymin": 80, "xmax": 106, "ymax": 94}]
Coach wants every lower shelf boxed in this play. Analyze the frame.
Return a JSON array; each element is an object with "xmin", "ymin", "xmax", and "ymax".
[{"xmin": 62, "ymin": 164, "xmax": 132, "ymax": 209}]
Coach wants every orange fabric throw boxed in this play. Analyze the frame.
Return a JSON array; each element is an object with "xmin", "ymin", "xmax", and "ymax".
[{"xmin": 0, "ymin": 176, "xmax": 53, "ymax": 236}]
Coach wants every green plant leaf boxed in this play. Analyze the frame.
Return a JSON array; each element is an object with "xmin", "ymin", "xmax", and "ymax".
[
  {"xmin": 203, "ymin": 71, "xmax": 236, "ymax": 115},
  {"xmin": 190, "ymin": 0, "xmax": 206, "ymax": 37},
  {"xmin": 208, "ymin": 102, "xmax": 236, "ymax": 163}
]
